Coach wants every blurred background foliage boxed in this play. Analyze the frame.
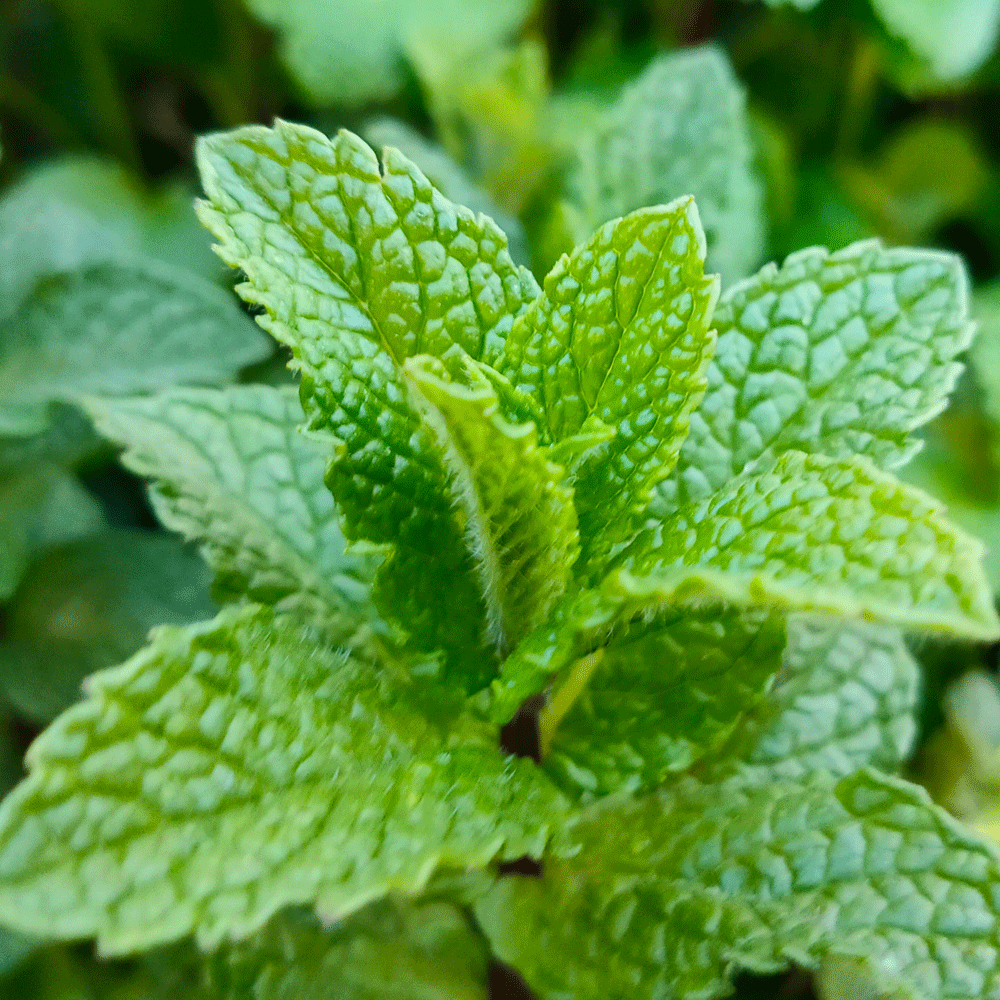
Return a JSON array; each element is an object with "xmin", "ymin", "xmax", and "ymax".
[{"xmin": 3, "ymin": 0, "xmax": 1000, "ymax": 997}]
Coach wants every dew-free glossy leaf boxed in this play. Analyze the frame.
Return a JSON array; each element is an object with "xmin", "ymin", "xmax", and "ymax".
[
  {"xmin": 196, "ymin": 122, "xmax": 539, "ymax": 684},
  {"xmin": 87, "ymin": 386, "xmax": 381, "ymax": 637},
  {"xmin": 621, "ymin": 451, "xmax": 998, "ymax": 640},
  {"xmin": 711, "ymin": 618, "xmax": 920, "ymax": 785},
  {"xmin": 499, "ymin": 200, "xmax": 718, "ymax": 565},
  {"xmin": 564, "ymin": 45, "xmax": 764, "ymax": 284},
  {"xmin": 663, "ymin": 240, "xmax": 973, "ymax": 509},
  {"xmin": 0, "ymin": 605, "xmax": 568, "ymax": 954},
  {"xmin": 405, "ymin": 357, "xmax": 578, "ymax": 654},
  {"xmin": 0, "ymin": 261, "xmax": 269, "ymax": 437},
  {"xmin": 478, "ymin": 769, "xmax": 1000, "ymax": 1000}
]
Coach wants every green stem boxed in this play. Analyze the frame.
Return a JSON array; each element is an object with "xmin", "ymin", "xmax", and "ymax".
[
  {"xmin": 538, "ymin": 648, "xmax": 604, "ymax": 760},
  {"xmin": 0, "ymin": 76, "xmax": 82, "ymax": 148},
  {"xmin": 836, "ymin": 35, "xmax": 880, "ymax": 160},
  {"xmin": 54, "ymin": 0, "xmax": 141, "ymax": 173}
]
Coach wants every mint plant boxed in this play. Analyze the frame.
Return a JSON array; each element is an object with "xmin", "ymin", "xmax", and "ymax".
[{"xmin": 0, "ymin": 120, "xmax": 998, "ymax": 999}]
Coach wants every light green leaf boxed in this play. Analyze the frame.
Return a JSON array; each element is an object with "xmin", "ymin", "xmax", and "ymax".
[
  {"xmin": 411, "ymin": 39, "xmax": 552, "ymax": 218},
  {"xmin": 0, "ymin": 529, "xmax": 216, "ymax": 724},
  {"xmin": 710, "ymin": 618, "xmax": 920, "ymax": 786},
  {"xmin": 563, "ymin": 45, "xmax": 764, "ymax": 285},
  {"xmin": 871, "ymin": 0, "xmax": 1000, "ymax": 83},
  {"xmin": 196, "ymin": 122, "xmax": 539, "ymax": 686},
  {"xmin": 0, "ymin": 465, "xmax": 104, "ymax": 601},
  {"xmin": 206, "ymin": 900, "xmax": 488, "ymax": 1000},
  {"xmin": 364, "ymin": 118, "xmax": 529, "ymax": 266},
  {"xmin": 543, "ymin": 608, "xmax": 786, "ymax": 801},
  {"xmin": 0, "ymin": 605, "xmax": 569, "ymax": 954},
  {"xmin": 619, "ymin": 451, "xmax": 999, "ymax": 640},
  {"xmin": 0, "ymin": 261, "xmax": 269, "ymax": 438},
  {"xmin": 499, "ymin": 200, "xmax": 718, "ymax": 565},
  {"xmin": 0, "ymin": 156, "xmax": 221, "ymax": 287},
  {"xmin": 477, "ymin": 768, "xmax": 1000, "ymax": 1000},
  {"xmin": 662, "ymin": 240, "xmax": 974, "ymax": 510},
  {"xmin": 241, "ymin": 0, "xmax": 531, "ymax": 107},
  {"xmin": 86, "ymin": 386, "xmax": 381, "ymax": 637},
  {"xmin": 405, "ymin": 356, "xmax": 578, "ymax": 655}
]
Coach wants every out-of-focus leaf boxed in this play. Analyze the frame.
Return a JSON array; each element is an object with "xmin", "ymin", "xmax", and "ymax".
[
  {"xmin": 241, "ymin": 0, "xmax": 532, "ymax": 107},
  {"xmin": 206, "ymin": 901, "xmax": 489, "ymax": 1000},
  {"xmin": 0, "ymin": 529, "xmax": 215, "ymax": 723},
  {"xmin": 0, "ymin": 260, "xmax": 270, "ymax": 437},
  {"xmin": 0, "ymin": 466, "xmax": 103, "ymax": 601},
  {"xmin": 871, "ymin": 0, "xmax": 1000, "ymax": 84},
  {"xmin": 412, "ymin": 39, "xmax": 553, "ymax": 216},
  {"xmin": 0, "ymin": 157, "xmax": 220, "ymax": 300},
  {"xmin": 840, "ymin": 119, "xmax": 989, "ymax": 243},
  {"xmin": 972, "ymin": 283, "xmax": 1000, "ymax": 433},
  {"xmin": 562, "ymin": 44, "xmax": 764, "ymax": 284}
]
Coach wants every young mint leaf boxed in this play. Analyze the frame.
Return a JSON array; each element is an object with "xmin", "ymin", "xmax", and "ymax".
[
  {"xmin": 0, "ymin": 261, "xmax": 269, "ymax": 437},
  {"xmin": 196, "ymin": 122, "xmax": 539, "ymax": 684},
  {"xmin": 0, "ymin": 464, "xmax": 104, "ymax": 600},
  {"xmin": 240, "ymin": 0, "xmax": 531, "ymax": 107},
  {"xmin": 206, "ymin": 901, "xmax": 488, "ymax": 1000},
  {"xmin": 499, "ymin": 200, "xmax": 718, "ymax": 568},
  {"xmin": 709, "ymin": 619, "xmax": 920, "ymax": 786},
  {"xmin": 364, "ymin": 118, "xmax": 529, "ymax": 266},
  {"xmin": 0, "ymin": 529, "xmax": 215, "ymax": 724},
  {"xmin": 542, "ymin": 608, "xmax": 786, "ymax": 801},
  {"xmin": 87, "ymin": 386, "xmax": 381, "ymax": 637},
  {"xmin": 618, "ymin": 450, "xmax": 999, "ymax": 640},
  {"xmin": 477, "ymin": 768, "xmax": 1000, "ymax": 1000},
  {"xmin": 563, "ymin": 45, "xmax": 764, "ymax": 284},
  {"xmin": 0, "ymin": 605, "xmax": 569, "ymax": 954},
  {"xmin": 662, "ymin": 240, "xmax": 974, "ymax": 509},
  {"xmin": 405, "ymin": 356, "xmax": 579, "ymax": 655}
]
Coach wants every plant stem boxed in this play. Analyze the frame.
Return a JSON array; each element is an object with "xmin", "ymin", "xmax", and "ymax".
[{"xmin": 538, "ymin": 648, "xmax": 604, "ymax": 760}]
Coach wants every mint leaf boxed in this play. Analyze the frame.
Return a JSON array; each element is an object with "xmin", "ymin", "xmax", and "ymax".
[
  {"xmin": 0, "ymin": 465, "xmax": 104, "ymax": 600},
  {"xmin": 543, "ymin": 608, "xmax": 786, "ymax": 801},
  {"xmin": 364, "ymin": 118, "xmax": 529, "ymax": 266},
  {"xmin": 563, "ymin": 45, "xmax": 764, "ymax": 284},
  {"xmin": 240, "ymin": 0, "xmax": 531, "ymax": 107},
  {"xmin": 478, "ymin": 769, "xmax": 1000, "ymax": 1000},
  {"xmin": 0, "ymin": 605, "xmax": 568, "ymax": 953},
  {"xmin": 0, "ymin": 156, "xmax": 221, "ymax": 285},
  {"xmin": 663, "ymin": 240, "xmax": 974, "ymax": 509},
  {"xmin": 87, "ymin": 386, "xmax": 381, "ymax": 637},
  {"xmin": 619, "ymin": 451, "xmax": 998, "ymax": 640},
  {"xmin": 196, "ymin": 122, "xmax": 539, "ymax": 683},
  {"xmin": 207, "ymin": 901, "xmax": 488, "ymax": 1000},
  {"xmin": 0, "ymin": 261, "xmax": 269, "ymax": 437},
  {"xmin": 499, "ymin": 200, "xmax": 718, "ymax": 565},
  {"xmin": 711, "ymin": 619, "xmax": 920, "ymax": 786},
  {"xmin": 405, "ymin": 357, "xmax": 579, "ymax": 654},
  {"xmin": 0, "ymin": 529, "xmax": 215, "ymax": 724},
  {"xmin": 871, "ymin": 0, "xmax": 1000, "ymax": 82}
]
